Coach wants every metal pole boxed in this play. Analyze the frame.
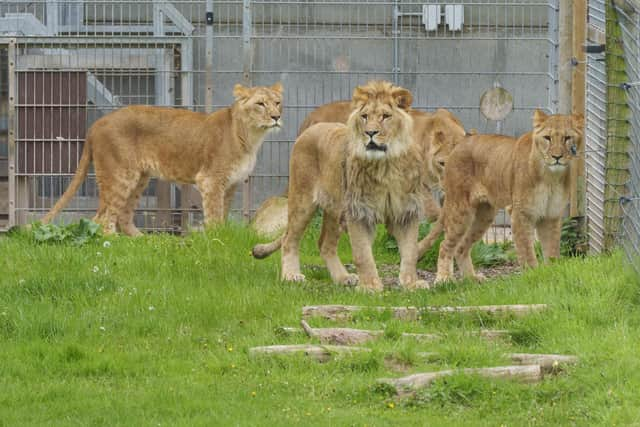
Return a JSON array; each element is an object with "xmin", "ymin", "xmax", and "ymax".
[
  {"xmin": 7, "ymin": 39, "xmax": 15, "ymax": 227},
  {"xmin": 392, "ymin": 0, "xmax": 400, "ymax": 85},
  {"xmin": 205, "ymin": 0, "xmax": 214, "ymax": 113},
  {"xmin": 242, "ymin": 0, "xmax": 252, "ymax": 222}
]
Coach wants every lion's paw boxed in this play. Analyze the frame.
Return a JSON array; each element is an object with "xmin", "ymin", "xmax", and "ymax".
[
  {"xmin": 339, "ymin": 274, "xmax": 359, "ymax": 287},
  {"xmin": 412, "ymin": 279, "xmax": 433, "ymax": 290},
  {"xmin": 282, "ymin": 272, "xmax": 306, "ymax": 282},
  {"xmin": 356, "ymin": 279, "xmax": 384, "ymax": 293},
  {"xmin": 434, "ymin": 274, "xmax": 455, "ymax": 285}
]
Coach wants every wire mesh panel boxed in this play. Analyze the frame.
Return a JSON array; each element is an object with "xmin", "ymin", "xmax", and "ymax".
[
  {"xmin": 612, "ymin": 2, "xmax": 640, "ymax": 273},
  {"xmin": 585, "ymin": 0, "xmax": 606, "ymax": 252},
  {"xmin": 2, "ymin": 0, "xmax": 559, "ymax": 236}
]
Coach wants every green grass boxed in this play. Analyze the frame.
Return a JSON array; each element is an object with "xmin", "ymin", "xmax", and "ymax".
[{"xmin": 0, "ymin": 222, "xmax": 639, "ymax": 426}]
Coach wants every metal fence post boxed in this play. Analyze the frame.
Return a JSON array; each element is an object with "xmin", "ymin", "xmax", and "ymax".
[
  {"xmin": 7, "ymin": 38, "xmax": 15, "ymax": 228},
  {"xmin": 392, "ymin": 0, "xmax": 400, "ymax": 85},
  {"xmin": 548, "ymin": 0, "xmax": 560, "ymax": 113},
  {"xmin": 242, "ymin": 0, "xmax": 252, "ymax": 222}
]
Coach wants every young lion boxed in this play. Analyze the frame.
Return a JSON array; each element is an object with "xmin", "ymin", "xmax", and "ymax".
[
  {"xmin": 253, "ymin": 81, "xmax": 429, "ymax": 292},
  {"xmin": 421, "ymin": 110, "xmax": 583, "ymax": 283},
  {"xmin": 41, "ymin": 83, "xmax": 283, "ymax": 235},
  {"xmin": 298, "ymin": 101, "xmax": 467, "ymax": 221}
]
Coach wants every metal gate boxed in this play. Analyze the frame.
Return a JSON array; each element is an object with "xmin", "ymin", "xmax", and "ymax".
[{"xmin": 1, "ymin": 0, "xmax": 559, "ymax": 233}]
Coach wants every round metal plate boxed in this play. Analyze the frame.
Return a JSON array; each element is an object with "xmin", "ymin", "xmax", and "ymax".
[{"xmin": 480, "ymin": 87, "xmax": 513, "ymax": 121}]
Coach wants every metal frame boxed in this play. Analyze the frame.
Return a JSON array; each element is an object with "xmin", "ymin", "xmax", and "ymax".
[{"xmin": 2, "ymin": 0, "xmax": 560, "ymax": 238}]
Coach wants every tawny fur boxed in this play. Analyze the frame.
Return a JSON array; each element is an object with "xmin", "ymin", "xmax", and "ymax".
[
  {"xmin": 297, "ymin": 101, "xmax": 467, "ymax": 221},
  {"xmin": 253, "ymin": 81, "xmax": 430, "ymax": 292},
  {"xmin": 41, "ymin": 83, "xmax": 283, "ymax": 235},
  {"xmin": 418, "ymin": 110, "xmax": 584, "ymax": 283}
]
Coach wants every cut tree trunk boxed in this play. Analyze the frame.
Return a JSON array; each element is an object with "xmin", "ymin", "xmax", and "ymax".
[
  {"xmin": 302, "ymin": 304, "xmax": 547, "ymax": 321},
  {"xmin": 302, "ymin": 305, "xmax": 419, "ymax": 321},
  {"xmin": 248, "ymin": 344, "xmax": 370, "ymax": 362},
  {"xmin": 417, "ymin": 352, "xmax": 578, "ymax": 373},
  {"xmin": 280, "ymin": 321, "xmax": 509, "ymax": 345},
  {"xmin": 379, "ymin": 365, "xmax": 543, "ymax": 396}
]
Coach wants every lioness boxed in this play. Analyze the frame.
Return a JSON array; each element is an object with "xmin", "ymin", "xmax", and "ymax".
[
  {"xmin": 41, "ymin": 83, "xmax": 283, "ymax": 235},
  {"xmin": 419, "ymin": 110, "xmax": 583, "ymax": 283},
  {"xmin": 253, "ymin": 81, "xmax": 429, "ymax": 291},
  {"xmin": 298, "ymin": 100, "xmax": 467, "ymax": 221}
]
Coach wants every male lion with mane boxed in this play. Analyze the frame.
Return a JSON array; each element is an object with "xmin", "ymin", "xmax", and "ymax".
[
  {"xmin": 253, "ymin": 81, "xmax": 430, "ymax": 292},
  {"xmin": 297, "ymin": 100, "xmax": 468, "ymax": 221},
  {"xmin": 418, "ymin": 110, "xmax": 583, "ymax": 284},
  {"xmin": 41, "ymin": 83, "xmax": 283, "ymax": 235}
]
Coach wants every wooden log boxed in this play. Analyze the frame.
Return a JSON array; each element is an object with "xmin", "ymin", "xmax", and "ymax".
[
  {"xmin": 298, "ymin": 320, "xmax": 440, "ymax": 345},
  {"xmin": 302, "ymin": 305, "xmax": 419, "ymax": 321},
  {"xmin": 302, "ymin": 304, "xmax": 547, "ymax": 321},
  {"xmin": 300, "ymin": 320, "xmax": 383, "ymax": 345},
  {"xmin": 249, "ymin": 344, "xmax": 370, "ymax": 362},
  {"xmin": 508, "ymin": 353, "xmax": 578, "ymax": 373},
  {"xmin": 477, "ymin": 329, "xmax": 511, "ymax": 341},
  {"xmin": 417, "ymin": 352, "xmax": 577, "ymax": 368},
  {"xmin": 422, "ymin": 304, "xmax": 548, "ymax": 317},
  {"xmin": 379, "ymin": 365, "xmax": 543, "ymax": 396}
]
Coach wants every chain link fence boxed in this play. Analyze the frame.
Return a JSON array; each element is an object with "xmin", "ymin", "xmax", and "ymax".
[
  {"xmin": 1, "ymin": 0, "xmax": 559, "ymax": 235},
  {"xmin": 609, "ymin": 0, "xmax": 640, "ymax": 273}
]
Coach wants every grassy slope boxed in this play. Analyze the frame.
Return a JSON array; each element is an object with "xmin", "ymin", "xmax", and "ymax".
[{"xmin": 0, "ymin": 224, "xmax": 639, "ymax": 426}]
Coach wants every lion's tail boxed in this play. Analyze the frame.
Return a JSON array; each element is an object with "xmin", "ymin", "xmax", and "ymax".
[
  {"xmin": 252, "ymin": 234, "xmax": 285, "ymax": 259},
  {"xmin": 41, "ymin": 136, "xmax": 93, "ymax": 224},
  {"xmin": 417, "ymin": 217, "xmax": 444, "ymax": 260}
]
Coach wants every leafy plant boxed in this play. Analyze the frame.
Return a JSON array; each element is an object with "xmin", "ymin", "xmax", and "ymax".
[
  {"xmin": 31, "ymin": 219, "xmax": 102, "ymax": 246},
  {"xmin": 560, "ymin": 217, "xmax": 588, "ymax": 257}
]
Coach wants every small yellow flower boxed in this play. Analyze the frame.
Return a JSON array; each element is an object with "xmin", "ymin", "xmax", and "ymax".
[
  {"xmin": 227, "ymin": 346, "xmax": 233, "ymax": 352},
  {"xmin": 251, "ymin": 391, "xmax": 256, "ymax": 397},
  {"xmin": 305, "ymin": 412, "xmax": 311, "ymax": 416},
  {"xmin": 231, "ymin": 364, "xmax": 236, "ymax": 369},
  {"xmin": 387, "ymin": 402, "xmax": 395, "ymax": 409}
]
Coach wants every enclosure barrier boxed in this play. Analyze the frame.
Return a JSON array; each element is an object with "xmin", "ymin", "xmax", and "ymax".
[
  {"xmin": 606, "ymin": 0, "xmax": 640, "ymax": 274},
  {"xmin": 0, "ymin": 0, "xmax": 559, "ymax": 236}
]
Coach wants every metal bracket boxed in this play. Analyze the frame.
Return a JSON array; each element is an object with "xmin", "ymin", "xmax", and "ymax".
[
  {"xmin": 584, "ymin": 44, "xmax": 605, "ymax": 53},
  {"xmin": 206, "ymin": 12, "xmax": 214, "ymax": 25}
]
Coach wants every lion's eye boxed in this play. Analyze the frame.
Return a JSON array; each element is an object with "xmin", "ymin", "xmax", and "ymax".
[
  {"xmin": 361, "ymin": 114, "xmax": 368, "ymax": 120},
  {"xmin": 276, "ymin": 102, "xmax": 281, "ymax": 107},
  {"xmin": 382, "ymin": 113, "xmax": 391, "ymax": 120},
  {"xmin": 543, "ymin": 135, "xmax": 552, "ymax": 142},
  {"xmin": 257, "ymin": 102, "xmax": 265, "ymax": 107},
  {"xmin": 564, "ymin": 136, "xmax": 572, "ymax": 143}
]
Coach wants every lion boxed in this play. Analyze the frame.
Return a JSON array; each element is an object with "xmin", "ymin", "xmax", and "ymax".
[
  {"xmin": 252, "ymin": 81, "xmax": 429, "ymax": 292},
  {"xmin": 41, "ymin": 83, "xmax": 283, "ymax": 235},
  {"xmin": 417, "ymin": 110, "xmax": 583, "ymax": 284},
  {"xmin": 298, "ymin": 100, "xmax": 468, "ymax": 221}
]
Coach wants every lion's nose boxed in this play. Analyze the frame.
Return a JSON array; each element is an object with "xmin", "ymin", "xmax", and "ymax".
[
  {"xmin": 552, "ymin": 154, "xmax": 562, "ymax": 161},
  {"xmin": 271, "ymin": 115, "xmax": 280, "ymax": 121},
  {"xmin": 438, "ymin": 160, "xmax": 445, "ymax": 167},
  {"xmin": 365, "ymin": 130, "xmax": 379, "ymax": 138}
]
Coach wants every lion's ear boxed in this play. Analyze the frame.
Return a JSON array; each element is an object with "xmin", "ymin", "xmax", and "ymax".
[
  {"xmin": 533, "ymin": 109, "xmax": 548, "ymax": 128},
  {"xmin": 392, "ymin": 88, "xmax": 413, "ymax": 111},
  {"xmin": 270, "ymin": 82, "xmax": 283, "ymax": 94},
  {"xmin": 233, "ymin": 84, "xmax": 251, "ymax": 101},
  {"xmin": 352, "ymin": 86, "xmax": 370, "ymax": 106},
  {"xmin": 572, "ymin": 113, "xmax": 585, "ymax": 131}
]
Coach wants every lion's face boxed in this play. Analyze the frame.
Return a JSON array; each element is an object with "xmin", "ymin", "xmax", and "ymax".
[
  {"xmin": 233, "ymin": 83, "xmax": 283, "ymax": 130},
  {"xmin": 532, "ymin": 110, "xmax": 583, "ymax": 173},
  {"xmin": 426, "ymin": 110, "xmax": 467, "ymax": 179},
  {"xmin": 347, "ymin": 81, "xmax": 414, "ymax": 160}
]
